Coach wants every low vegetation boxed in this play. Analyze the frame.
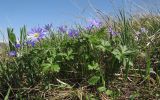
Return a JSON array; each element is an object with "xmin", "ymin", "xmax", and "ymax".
[{"xmin": 0, "ymin": 12, "xmax": 160, "ymax": 99}]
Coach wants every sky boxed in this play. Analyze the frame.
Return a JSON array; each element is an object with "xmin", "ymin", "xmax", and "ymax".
[{"xmin": 0, "ymin": 0, "xmax": 160, "ymax": 41}]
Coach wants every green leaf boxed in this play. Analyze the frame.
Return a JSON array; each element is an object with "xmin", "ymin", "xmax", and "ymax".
[
  {"xmin": 101, "ymin": 40, "xmax": 111, "ymax": 48},
  {"xmin": 125, "ymin": 60, "xmax": 130, "ymax": 79},
  {"xmin": 88, "ymin": 62, "xmax": 99, "ymax": 70},
  {"xmin": 56, "ymin": 78, "xmax": 72, "ymax": 88},
  {"xmin": 112, "ymin": 49, "xmax": 121, "ymax": 60},
  {"xmin": 88, "ymin": 75, "xmax": 100, "ymax": 85},
  {"xmin": 66, "ymin": 49, "xmax": 74, "ymax": 60},
  {"xmin": 42, "ymin": 63, "xmax": 51, "ymax": 72},
  {"xmin": 51, "ymin": 64, "xmax": 60, "ymax": 72},
  {"xmin": 4, "ymin": 87, "xmax": 11, "ymax": 100},
  {"xmin": 96, "ymin": 40, "xmax": 111, "ymax": 52},
  {"xmin": 47, "ymin": 58, "xmax": 53, "ymax": 64},
  {"xmin": 96, "ymin": 45, "xmax": 106, "ymax": 52},
  {"xmin": 129, "ymin": 92, "xmax": 139, "ymax": 100},
  {"xmin": 106, "ymin": 90, "xmax": 113, "ymax": 96},
  {"xmin": 97, "ymin": 86, "xmax": 106, "ymax": 92},
  {"xmin": 42, "ymin": 63, "xmax": 60, "ymax": 72},
  {"xmin": 121, "ymin": 45, "xmax": 127, "ymax": 53},
  {"xmin": 20, "ymin": 25, "xmax": 27, "ymax": 46},
  {"xmin": 67, "ymin": 49, "xmax": 73, "ymax": 55},
  {"xmin": 7, "ymin": 28, "xmax": 16, "ymax": 51},
  {"xmin": 129, "ymin": 60, "xmax": 133, "ymax": 66},
  {"xmin": 58, "ymin": 52, "xmax": 67, "ymax": 57}
]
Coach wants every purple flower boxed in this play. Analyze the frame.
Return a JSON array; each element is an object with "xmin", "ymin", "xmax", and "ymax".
[
  {"xmin": 27, "ymin": 27, "xmax": 46, "ymax": 42},
  {"xmin": 68, "ymin": 29, "xmax": 79, "ymax": 37},
  {"xmin": 26, "ymin": 40, "xmax": 35, "ymax": 47},
  {"xmin": 58, "ymin": 25, "xmax": 67, "ymax": 33},
  {"xmin": 140, "ymin": 27, "xmax": 148, "ymax": 33},
  {"xmin": 44, "ymin": 24, "xmax": 52, "ymax": 31},
  {"xmin": 108, "ymin": 27, "xmax": 118, "ymax": 36},
  {"xmin": 8, "ymin": 51, "xmax": 16, "ymax": 57},
  {"xmin": 86, "ymin": 24, "xmax": 93, "ymax": 30},
  {"xmin": 88, "ymin": 19, "xmax": 102, "ymax": 28},
  {"xmin": 15, "ymin": 43, "xmax": 21, "ymax": 48}
]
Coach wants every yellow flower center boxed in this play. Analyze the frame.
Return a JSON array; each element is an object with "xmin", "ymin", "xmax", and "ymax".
[{"xmin": 33, "ymin": 33, "xmax": 39, "ymax": 38}]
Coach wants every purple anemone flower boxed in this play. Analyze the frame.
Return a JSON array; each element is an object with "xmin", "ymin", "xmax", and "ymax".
[
  {"xmin": 88, "ymin": 19, "xmax": 102, "ymax": 28},
  {"xmin": 44, "ymin": 24, "xmax": 53, "ymax": 31},
  {"xmin": 8, "ymin": 51, "xmax": 16, "ymax": 57},
  {"xmin": 68, "ymin": 29, "xmax": 79, "ymax": 37},
  {"xmin": 27, "ymin": 27, "xmax": 46, "ymax": 42},
  {"xmin": 86, "ymin": 24, "xmax": 93, "ymax": 30},
  {"xmin": 58, "ymin": 25, "xmax": 67, "ymax": 33},
  {"xmin": 26, "ymin": 40, "xmax": 35, "ymax": 47},
  {"xmin": 15, "ymin": 43, "xmax": 21, "ymax": 49}
]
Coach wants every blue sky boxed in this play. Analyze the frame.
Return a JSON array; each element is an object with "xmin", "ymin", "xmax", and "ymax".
[{"xmin": 0, "ymin": 0, "xmax": 160, "ymax": 41}]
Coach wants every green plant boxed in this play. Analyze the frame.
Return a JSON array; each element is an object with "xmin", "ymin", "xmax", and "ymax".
[{"xmin": 7, "ymin": 28, "xmax": 16, "ymax": 51}]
